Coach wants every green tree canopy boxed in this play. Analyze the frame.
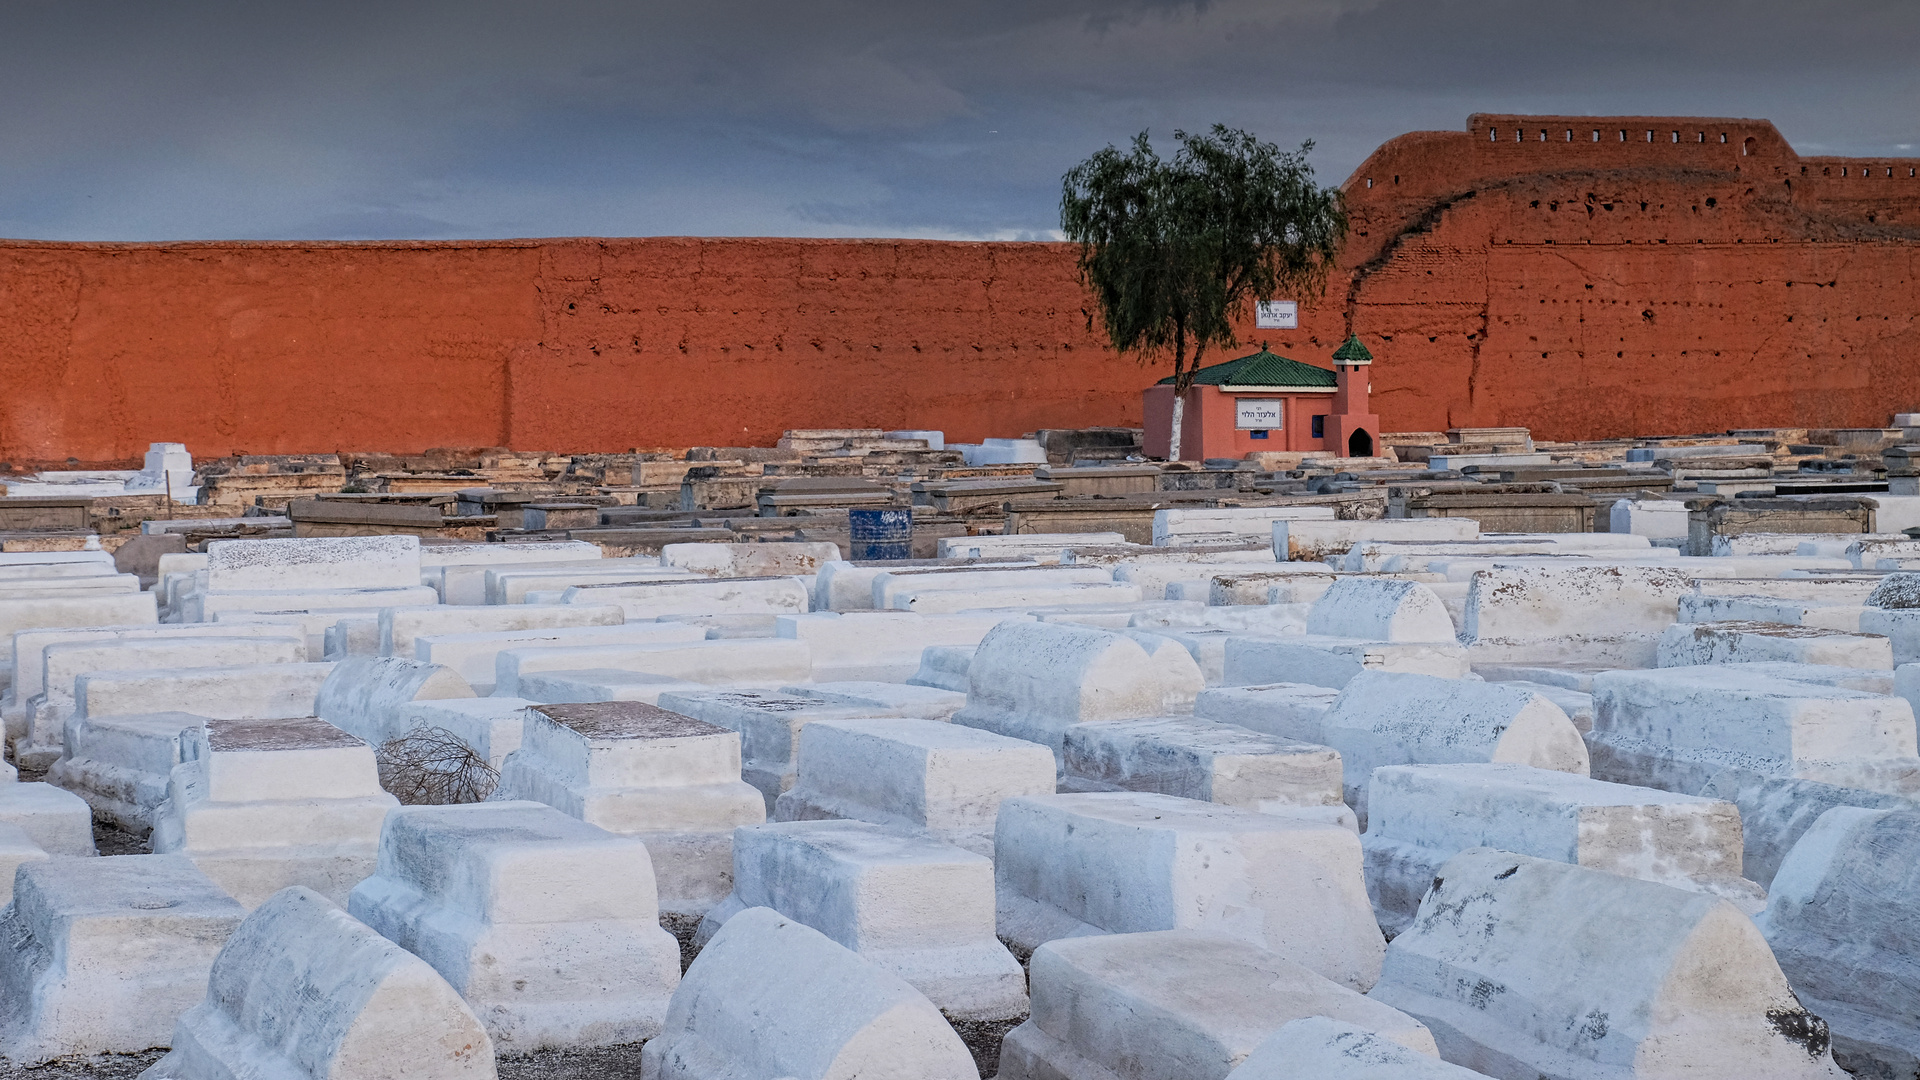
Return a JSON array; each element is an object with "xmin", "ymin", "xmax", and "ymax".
[{"xmin": 1061, "ymin": 125, "xmax": 1347, "ymax": 457}]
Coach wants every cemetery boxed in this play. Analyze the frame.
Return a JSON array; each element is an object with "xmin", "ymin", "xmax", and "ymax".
[{"xmin": 0, "ymin": 419, "xmax": 1918, "ymax": 1080}]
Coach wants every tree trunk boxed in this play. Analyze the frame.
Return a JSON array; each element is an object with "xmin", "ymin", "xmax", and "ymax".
[{"xmin": 1169, "ymin": 392, "xmax": 1185, "ymax": 463}]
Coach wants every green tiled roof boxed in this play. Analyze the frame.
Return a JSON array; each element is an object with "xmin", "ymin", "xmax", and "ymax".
[
  {"xmin": 1332, "ymin": 335, "xmax": 1374, "ymax": 363},
  {"xmin": 1157, "ymin": 348, "xmax": 1338, "ymax": 389}
]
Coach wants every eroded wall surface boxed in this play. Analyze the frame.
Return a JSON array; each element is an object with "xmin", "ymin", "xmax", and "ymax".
[{"xmin": 2, "ymin": 114, "xmax": 1916, "ymax": 462}]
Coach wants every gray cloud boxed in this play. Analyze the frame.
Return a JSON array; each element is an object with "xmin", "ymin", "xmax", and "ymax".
[{"xmin": 0, "ymin": 0, "xmax": 1914, "ymax": 240}]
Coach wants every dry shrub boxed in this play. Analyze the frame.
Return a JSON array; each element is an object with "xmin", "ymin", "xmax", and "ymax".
[{"xmin": 377, "ymin": 726, "xmax": 499, "ymax": 805}]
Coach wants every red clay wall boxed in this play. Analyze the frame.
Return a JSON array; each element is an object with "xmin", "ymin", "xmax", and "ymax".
[
  {"xmin": 4, "ymin": 114, "xmax": 1918, "ymax": 464},
  {"xmin": 0, "ymin": 237, "xmax": 1147, "ymax": 465}
]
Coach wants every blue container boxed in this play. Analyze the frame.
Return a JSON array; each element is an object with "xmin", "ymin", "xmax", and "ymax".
[{"xmin": 849, "ymin": 508, "xmax": 912, "ymax": 561}]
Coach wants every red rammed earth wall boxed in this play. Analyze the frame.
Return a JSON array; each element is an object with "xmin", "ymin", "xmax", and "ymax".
[{"xmin": 2, "ymin": 113, "xmax": 1918, "ymax": 465}]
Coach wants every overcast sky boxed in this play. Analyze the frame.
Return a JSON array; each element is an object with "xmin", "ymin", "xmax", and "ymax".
[{"xmin": 2, "ymin": 0, "xmax": 1915, "ymax": 242}]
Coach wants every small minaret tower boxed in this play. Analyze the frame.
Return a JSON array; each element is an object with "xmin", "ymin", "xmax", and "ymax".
[{"xmin": 1324, "ymin": 334, "xmax": 1383, "ymax": 457}]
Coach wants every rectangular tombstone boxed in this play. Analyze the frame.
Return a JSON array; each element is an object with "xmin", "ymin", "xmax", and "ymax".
[
  {"xmin": 0, "ymin": 855, "xmax": 246, "ymax": 1065},
  {"xmin": 511, "ymin": 668, "xmax": 704, "ymax": 706},
  {"xmin": 1458, "ymin": 563, "xmax": 1697, "ymax": 667},
  {"xmin": 1656, "ymin": 620, "xmax": 1894, "ymax": 669},
  {"xmin": 1152, "ymin": 506, "xmax": 1337, "ymax": 547},
  {"xmin": 1362, "ymin": 763, "xmax": 1760, "ymax": 935},
  {"xmin": 658, "ymin": 689, "xmax": 907, "ymax": 811},
  {"xmin": 150, "ymin": 716, "xmax": 398, "ymax": 909},
  {"xmin": 47, "ymin": 711, "xmax": 205, "ymax": 831},
  {"xmin": 1274, "ymin": 519, "xmax": 1478, "ymax": 562},
  {"xmin": 868, "ymin": 566, "xmax": 1113, "ymax": 609},
  {"xmin": 697, "ymin": 820, "xmax": 1025, "ymax": 1020},
  {"xmin": 1222, "ymin": 635, "xmax": 1471, "ymax": 689},
  {"xmin": 492, "ymin": 638, "xmax": 811, "ymax": 698},
  {"xmin": 348, "ymin": 801, "xmax": 681, "ymax": 1050},
  {"xmin": 204, "ymin": 534, "xmax": 421, "ymax": 592},
  {"xmin": 380, "ymin": 604, "xmax": 625, "ymax": 659},
  {"xmin": 774, "ymin": 610, "xmax": 1013, "ymax": 682},
  {"xmin": 416, "ymin": 622, "xmax": 707, "ymax": 693},
  {"xmin": 432, "ymin": 551, "xmax": 605, "ymax": 605},
  {"xmin": 491, "ymin": 701, "xmax": 765, "ymax": 916},
  {"xmin": 560, "ymin": 575, "xmax": 811, "ymax": 620},
  {"xmin": 1195, "ymin": 682, "xmax": 1346, "ymax": 744},
  {"xmin": 774, "ymin": 717, "xmax": 1055, "ymax": 856},
  {"xmin": 485, "ymin": 563, "xmax": 690, "ymax": 605},
  {"xmin": 21, "ymin": 633, "xmax": 307, "ymax": 766},
  {"xmin": 1679, "ymin": 593, "xmax": 1866, "ymax": 632},
  {"xmin": 777, "ymin": 681, "xmax": 967, "ymax": 721},
  {"xmin": 999, "ymin": 930, "xmax": 1434, "ymax": 1080},
  {"xmin": 662, "ymin": 541, "xmax": 842, "ymax": 578},
  {"xmin": 1062, "ymin": 716, "xmax": 1350, "ymax": 828},
  {"xmin": 74, "ymin": 663, "xmax": 337, "ymax": 726},
  {"xmin": 0, "ymin": 781, "xmax": 94, "ymax": 856},
  {"xmin": 995, "ymin": 792, "xmax": 1385, "ymax": 992},
  {"xmin": 890, "ymin": 581, "xmax": 1143, "ymax": 613}
]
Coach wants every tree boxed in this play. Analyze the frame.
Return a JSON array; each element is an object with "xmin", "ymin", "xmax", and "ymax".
[{"xmin": 1061, "ymin": 125, "xmax": 1347, "ymax": 460}]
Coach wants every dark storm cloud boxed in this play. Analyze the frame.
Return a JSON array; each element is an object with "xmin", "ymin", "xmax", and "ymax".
[{"xmin": 1, "ymin": 0, "xmax": 1914, "ymax": 240}]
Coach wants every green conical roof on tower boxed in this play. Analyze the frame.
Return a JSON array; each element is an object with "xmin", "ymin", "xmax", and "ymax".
[{"xmin": 1331, "ymin": 334, "xmax": 1373, "ymax": 363}]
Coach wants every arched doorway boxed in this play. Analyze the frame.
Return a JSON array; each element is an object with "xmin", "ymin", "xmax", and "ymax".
[{"xmin": 1347, "ymin": 428, "xmax": 1374, "ymax": 456}]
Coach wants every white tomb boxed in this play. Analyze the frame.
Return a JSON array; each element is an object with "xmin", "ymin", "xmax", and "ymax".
[
  {"xmin": 999, "ymin": 930, "xmax": 1435, "ymax": 1080},
  {"xmin": 490, "ymin": 701, "xmax": 764, "ymax": 916},
  {"xmin": 655, "ymin": 689, "xmax": 886, "ymax": 812},
  {"xmin": 1226, "ymin": 1017, "xmax": 1481, "ymax": 1079},
  {"xmin": 950, "ymin": 620, "xmax": 1203, "ymax": 768},
  {"xmin": 144, "ymin": 885, "xmax": 494, "ymax": 1080},
  {"xmin": 47, "ymin": 710, "xmax": 206, "ymax": 831},
  {"xmin": 697, "ymin": 820, "xmax": 1025, "ymax": 1020},
  {"xmin": 1194, "ymin": 682, "xmax": 1343, "ymax": 742},
  {"xmin": 1303, "ymin": 577, "xmax": 1457, "ymax": 642},
  {"xmin": 1457, "ymin": 563, "xmax": 1697, "ymax": 667},
  {"xmin": 1759, "ymin": 806, "xmax": 1920, "ymax": 1079},
  {"xmin": 1656, "ymin": 620, "xmax": 1894, "ymax": 669},
  {"xmin": 774, "ymin": 717, "xmax": 1055, "ymax": 855},
  {"xmin": 1371, "ymin": 849, "xmax": 1846, "ymax": 1080},
  {"xmin": 1222, "ymin": 635, "xmax": 1471, "ymax": 689},
  {"xmin": 313, "ymin": 656, "xmax": 475, "ymax": 746},
  {"xmin": 348, "ymin": 801, "xmax": 681, "ymax": 1050},
  {"xmin": 0, "ymin": 855, "xmax": 244, "ymax": 1065},
  {"xmin": 150, "ymin": 716, "xmax": 398, "ymax": 909},
  {"xmin": 1316, "ymin": 672, "xmax": 1591, "ymax": 826},
  {"xmin": 995, "ymin": 792, "xmax": 1384, "ymax": 991},
  {"xmin": 1362, "ymin": 763, "xmax": 1762, "ymax": 934},
  {"xmin": 1060, "ymin": 715, "xmax": 1352, "ymax": 828},
  {"xmin": 639, "ymin": 905, "xmax": 975, "ymax": 1080}
]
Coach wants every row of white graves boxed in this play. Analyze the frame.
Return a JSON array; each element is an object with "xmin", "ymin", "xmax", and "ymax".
[{"xmin": 0, "ymin": 524, "xmax": 1913, "ymax": 1078}]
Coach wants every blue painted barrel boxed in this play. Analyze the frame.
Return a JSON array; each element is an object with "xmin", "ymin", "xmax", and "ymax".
[{"xmin": 848, "ymin": 508, "xmax": 912, "ymax": 561}]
